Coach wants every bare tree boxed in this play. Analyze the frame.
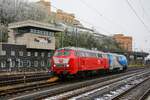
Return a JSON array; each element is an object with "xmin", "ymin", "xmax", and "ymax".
[
  {"xmin": 0, "ymin": 24, "xmax": 8, "ymax": 42},
  {"xmin": 0, "ymin": 0, "xmax": 48, "ymax": 25},
  {"xmin": 0, "ymin": 0, "xmax": 49, "ymax": 42}
]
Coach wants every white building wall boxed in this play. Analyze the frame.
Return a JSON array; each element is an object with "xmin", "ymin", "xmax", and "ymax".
[{"xmin": 15, "ymin": 33, "xmax": 55, "ymax": 50}]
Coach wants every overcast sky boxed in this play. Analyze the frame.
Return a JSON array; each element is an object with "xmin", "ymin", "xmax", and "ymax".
[{"xmin": 32, "ymin": 0, "xmax": 150, "ymax": 53}]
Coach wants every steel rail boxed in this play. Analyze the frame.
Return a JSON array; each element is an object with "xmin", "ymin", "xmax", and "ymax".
[
  {"xmin": 9, "ymin": 68, "xmax": 149, "ymax": 100},
  {"xmin": 111, "ymin": 77, "xmax": 150, "ymax": 100},
  {"xmin": 139, "ymin": 88, "xmax": 150, "ymax": 100},
  {"xmin": 46, "ymin": 70, "xmax": 150, "ymax": 100}
]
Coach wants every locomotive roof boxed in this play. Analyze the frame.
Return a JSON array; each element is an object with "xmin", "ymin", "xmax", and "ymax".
[
  {"xmin": 56, "ymin": 47, "xmax": 126, "ymax": 57},
  {"xmin": 107, "ymin": 52, "xmax": 126, "ymax": 57},
  {"xmin": 57, "ymin": 47, "xmax": 104, "ymax": 53}
]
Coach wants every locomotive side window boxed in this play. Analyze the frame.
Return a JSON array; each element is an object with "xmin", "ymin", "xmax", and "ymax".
[
  {"xmin": 85, "ymin": 52, "xmax": 89, "ymax": 57},
  {"xmin": 75, "ymin": 51, "xmax": 77, "ymax": 56},
  {"xmin": 75, "ymin": 51, "xmax": 83, "ymax": 57},
  {"xmin": 79, "ymin": 51, "xmax": 85, "ymax": 57},
  {"xmin": 89, "ymin": 52, "xmax": 97, "ymax": 57},
  {"xmin": 89, "ymin": 52, "xmax": 92, "ymax": 57},
  {"xmin": 76, "ymin": 51, "xmax": 81, "ymax": 57},
  {"xmin": 102, "ymin": 54, "xmax": 107, "ymax": 58},
  {"xmin": 98, "ymin": 53, "xmax": 102, "ymax": 58}
]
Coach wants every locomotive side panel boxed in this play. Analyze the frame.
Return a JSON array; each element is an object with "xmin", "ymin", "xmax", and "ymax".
[{"xmin": 50, "ymin": 47, "xmax": 128, "ymax": 77}]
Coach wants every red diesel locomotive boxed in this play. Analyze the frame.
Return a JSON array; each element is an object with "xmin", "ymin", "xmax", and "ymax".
[{"xmin": 51, "ymin": 47, "xmax": 109, "ymax": 76}]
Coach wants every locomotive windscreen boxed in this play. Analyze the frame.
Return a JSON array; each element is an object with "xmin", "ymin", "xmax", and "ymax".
[{"xmin": 54, "ymin": 50, "xmax": 70, "ymax": 56}]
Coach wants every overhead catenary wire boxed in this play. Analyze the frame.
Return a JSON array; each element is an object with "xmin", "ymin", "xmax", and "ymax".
[
  {"xmin": 126, "ymin": 0, "xmax": 150, "ymax": 33},
  {"xmin": 127, "ymin": 0, "xmax": 150, "ymax": 52},
  {"xmin": 50, "ymin": 4, "xmax": 111, "ymax": 34},
  {"xmin": 76, "ymin": 17, "xmax": 112, "ymax": 34},
  {"xmin": 139, "ymin": 0, "xmax": 150, "ymax": 21},
  {"xmin": 79, "ymin": 0, "xmax": 128, "ymax": 33}
]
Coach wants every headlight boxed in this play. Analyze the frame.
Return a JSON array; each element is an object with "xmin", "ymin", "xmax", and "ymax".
[{"xmin": 66, "ymin": 64, "xmax": 69, "ymax": 67}]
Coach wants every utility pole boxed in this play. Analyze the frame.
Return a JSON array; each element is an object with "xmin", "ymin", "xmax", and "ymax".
[
  {"xmin": 76, "ymin": 27, "xmax": 78, "ymax": 47},
  {"xmin": 0, "ymin": 28, "xmax": 2, "ymax": 56},
  {"xmin": 74, "ymin": 24, "xmax": 78, "ymax": 47},
  {"xmin": 61, "ymin": 32, "xmax": 63, "ymax": 48}
]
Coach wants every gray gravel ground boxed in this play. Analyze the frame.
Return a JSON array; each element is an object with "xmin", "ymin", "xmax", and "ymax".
[{"xmin": 119, "ymin": 79, "xmax": 150, "ymax": 100}]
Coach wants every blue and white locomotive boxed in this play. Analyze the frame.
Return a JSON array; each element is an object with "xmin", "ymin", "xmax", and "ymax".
[{"xmin": 107, "ymin": 53, "xmax": 128, "ymax": 71}]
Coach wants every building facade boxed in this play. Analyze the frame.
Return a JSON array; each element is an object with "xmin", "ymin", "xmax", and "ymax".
[
  {"xmin": 0, "ymin": 44, "xmax": 27, "ymax": 71},
  {"xmin": 36, "ymin": 0, "xmax": 81, "ymax": 25},
  {"xmin": 55, "ymin": 9, "xmax": 82, "ymax": 25},
  {"xmin": 56, "ymin": 9, "xmax": 75, "ymax": 24},
  {"xmin": 36, "ymin": 0, "xmax": 51, "ymax": 15},
  {"xmin": 0, "ymin": 20, "xmax": 63, "ymax": 72},
  {"xmin": 113, "ymin": 34, "xmax": 132, "ymax": 51}
]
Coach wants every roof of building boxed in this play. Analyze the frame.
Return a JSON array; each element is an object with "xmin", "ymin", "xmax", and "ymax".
[{"xmin": 8, "ymin": 20, "xmax": 64, "ymax": 32}]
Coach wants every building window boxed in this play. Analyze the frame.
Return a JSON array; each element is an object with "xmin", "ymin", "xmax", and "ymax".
[
  {"xmin": 41, "ymin": 52, "xmax": 45, "ymax": 57},
  {"xmin": 30, "ymin": 28, "xmax": 53, "ymax": 36},
  {"xmin": 0, "ymin": 61, "xmax": 6, "ymax": 68},
  {"xmin": 48, "ymin": 52, "xmax": 51, "ymax": 57},
  {"xmin": 20, "ymin": 61, "xmax": 23, "ymax": 67},
  {"xmin": 30, "ymin": 29, "xmax": 34, "ymax": 33},
  {"xmin": 19, "ymin": 51, "xmax": 23, "ymax": 56},
  {"xmin": 41, "ymin": 61, "xmax": 45, "ymax": 67},
  {"xmin": 34, "ymin": 61, "xmax": 38, "ymax": 67},
  {"xmin": 27, "ymin": 60, "xmax": 31, "ymax": 67},
  {"xmin": 11, "ymin": 51, "xmax": 15, "ymax": 56},
  {"xmin": 16, "ymin": 59, "xmax": 20, "ymax": 67},
  {"xmin": 34, "ymin": 52, "xmax": 38, "ymax": 57},
  {"xmin": 10, "ymin": 61, "xmax": 15, "ymax": 68},
  {"xmin": 0, "ymin": 50, "xmax": 6, "ymax": 56},
  {"xmin": 27, "ymin": 52, "xmax": 31, "ymax": 56}
]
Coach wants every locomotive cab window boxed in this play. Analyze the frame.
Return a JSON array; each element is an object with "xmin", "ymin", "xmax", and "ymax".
[{"xmin": 54, "ymin": 50, "xmax": 70, "ymax": 56}]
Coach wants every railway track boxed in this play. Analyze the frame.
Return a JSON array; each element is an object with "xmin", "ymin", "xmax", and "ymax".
[
  {"xmin": 0, "ymin": 67, "xmax": 143, "ymax": 87},
  {"xmin": 4, "ymin": 67, "xmax": 149, "ymax": 100},
  {"xmin": 112, "ymin": 76, "xmax": 150, "ymax": 100},
  {"xmin": 0, "ymin": 71, "xmax": 48, "ymax": 81},
  {"xmin": 0, "ymin": 72, "xmax": 50, "ymax": 86},
  {"xmin": 45, "ymin": 69, "xmax": 150, "ymax": 100},
  {"xmin": 0, "ymin": 77, "xmax": 58, "ymax": 97},
  {"xmin": 140, "ymin": 88, "xmax": 150, "ymax": 100},
  {"xmin": 0, "ymin": 71, "xmax": 56, "ymax": 98}
]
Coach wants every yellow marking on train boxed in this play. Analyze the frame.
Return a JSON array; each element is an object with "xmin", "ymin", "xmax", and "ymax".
[{"xmin": 47, "ymin": 76, "xmax": 59, "ymax": 83}]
